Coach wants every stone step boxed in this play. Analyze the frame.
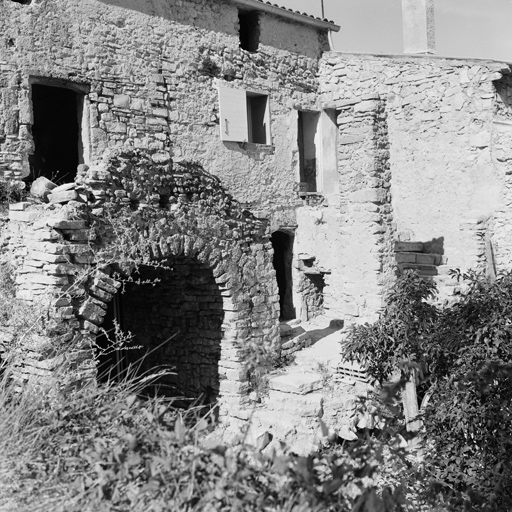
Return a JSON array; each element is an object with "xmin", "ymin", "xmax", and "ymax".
[
  {"xmin": 395, "ymin": 252, "xmax": 441, "ymax": 265},
  {"xmin": 394, "ymin": 241, "xmax": 424, "ymax": 253},
  {"xmin": 265, "ymin": 389, "xmax": 323, "ymax": 417},
  {"xmin": 268, "ymin": 372, "xmax": 323, "ymax": 395},
  {"xmin": 398, "ymin": 263, "xmax": 438, "ymax": 276}
]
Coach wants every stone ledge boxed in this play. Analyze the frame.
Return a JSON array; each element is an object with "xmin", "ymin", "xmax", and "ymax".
[{"xmin": 268, "ymin": 372, "xmax": 323, "ymax": 395}]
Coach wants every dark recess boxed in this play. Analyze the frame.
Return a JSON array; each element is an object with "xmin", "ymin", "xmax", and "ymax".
[
  {"xmin": 239, "ymin": 10, "xmax": 260, "ymax": 52},
  {"xmin": 29, "ymin": 84, "xmax": 81, "ymax": 184}
]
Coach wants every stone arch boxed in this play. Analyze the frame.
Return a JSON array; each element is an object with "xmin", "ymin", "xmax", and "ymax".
[{"xmin": 86, "ymin": 230, "xmax": 252, "ymax": 410}]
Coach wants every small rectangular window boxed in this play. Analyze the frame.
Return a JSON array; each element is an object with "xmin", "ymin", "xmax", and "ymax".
[
  {"xmin": 218, "ymin": 86, "xmax": 271, "ymax": 145},
  {"xmin": 247, "ymin": 93, "xmax": 268, "ymax": 144},
  {"xmin": 238, "ymin": 10, "xmax": 260, "ymax": 52},
  {"xmin": 298, "ymin": 110, "xmax": 338, "ymax": 195}
]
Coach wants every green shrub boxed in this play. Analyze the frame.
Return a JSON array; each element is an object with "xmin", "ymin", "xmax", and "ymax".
[
  {"xmin": 344, "ymin": 270, "xmax": 512, "ymax": 510},
  {"xmin": 0, "ymin": 367, "xmax": 420, "ymax": 512}
]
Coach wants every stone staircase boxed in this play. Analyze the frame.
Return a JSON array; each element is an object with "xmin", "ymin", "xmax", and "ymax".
[
  {"xmin": 394, "ymin": 241, "xmax": 459, "ymax": 303},
  {"xmin": 226, "ymin": 316, "xmax": 370, "ymax": 455}
]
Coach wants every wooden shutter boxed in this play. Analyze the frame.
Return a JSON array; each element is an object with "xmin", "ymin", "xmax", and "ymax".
[{"xmin": 218, "ymin": 86, "xmax": 248, "ymax": 142}]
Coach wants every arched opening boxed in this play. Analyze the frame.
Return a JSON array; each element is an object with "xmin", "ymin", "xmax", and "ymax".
[
  {"xmin": 271, "ymin": 231, "xmax": 295, "ymax": 320},
  {"xmin": 97, "ymin": 256, "xmax": 224, "ymax": 406}
]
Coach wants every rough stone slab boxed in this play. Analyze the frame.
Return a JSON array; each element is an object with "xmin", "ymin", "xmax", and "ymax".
[
  {"xmin": 394, "ymin": 241, "xmax": 424, "ymax": 252},
  {"xmin": 266, "ymin": 390, "xmax": 323, "ymax": 416},
  {"xmin": 395, "ymin": 252, "xmax": 417, "ymax": 263},
  {"xmin": 30, "ymin": 176, "xmax": 56, "ymax": 200},
  {"xmin": 350, "ymin": 188, "xmax": 387, "ymax": 204},
  {"xmin": 398, "ymin": 263, "xmax": 438, "ymax": 276},
  {"xmin": 28, "ymin": 251, "xmax": 69, "ymax": 263},
  {"xmin": 339, "ymin": 134, "xmax": 366, "ymax": 145},
  {"xmin": 48, "ymin": 190, "xmax": 78, "ymax": 204},
  {"xmin": 416, "ymin": 253, "xmax": 437, "ymax": 265},
  {"xmin": 335, "ymin": 97, "xmax": 361, "ymax": 108},
  {"xmin": 46, "ymin": 219, "xmax": 87, "ymax": 230},
  {"xmin": 51, "ymin": 182, "xmax": 76, "ymax": 194},
  {"xmin": 9, "ymin": 210, "xmax": 40, "ymax": 222},
  {"xmin": 269, "ymin": 373, "xmax": 323, "ymax": 395},
  {"xmin": 9, "ymin": 202, "xmax": 31, "ymax": 211}
]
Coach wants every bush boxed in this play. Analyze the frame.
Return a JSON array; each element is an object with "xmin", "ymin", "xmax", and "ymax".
[
  {"xmin": 344, "ymin": 270, "xmax": 512, "ymax": 510},
  {"xmin": 0, "ymin": 366, "xmax": 422, "ymax": 512}
]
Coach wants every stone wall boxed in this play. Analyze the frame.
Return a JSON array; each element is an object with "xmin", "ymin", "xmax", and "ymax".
[
  {"xmin": 3, "ymin": 149, "xmax": 281, "ymax": 416},
  {"xmin": 0, "ymin": 0, "xmax": 328, "ymax": 229},
  {"xmin": 313, "ymin": 53, "xmax": 511, "ymax": 314}
]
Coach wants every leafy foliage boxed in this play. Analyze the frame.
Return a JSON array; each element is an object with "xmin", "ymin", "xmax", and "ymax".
[
  {"xmin": 344, "ymin": 270, "xmax": 512, "ymax": 510},
  {"xmin": 0, "ymin": 365, "xmax": 422, "ymax": 512}
]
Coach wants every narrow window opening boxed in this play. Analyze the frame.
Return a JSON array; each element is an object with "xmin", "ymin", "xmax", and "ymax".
[
  {"xmin": 247, "ymin": 93, "xmax": 268, "ymax": 144},
  {"xmin": 29, "ymin": 83, "xmax": 84, "ymax": 184},
  {"xmin": 11, "ymin": 0, "xmax": 31, "ymax": 4},
  {"xmin": 271, "ymin": 231, "xmax": 295, "ymax": 321},
  {"xmin": 239, "ymin": 10, "xmax": 260, "ymax": 52},
  {"xmin": 298, "ymin": 111, "xmax": 320, "ymax": 193}
]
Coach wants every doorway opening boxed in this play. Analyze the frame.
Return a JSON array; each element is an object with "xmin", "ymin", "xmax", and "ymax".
[
  {"xmin": 271, "ymin": 231, "xmax": 295, "ymax": 320},
  {"xmin": 97, "ymin": 258, "xmax": 224, "ymax": 406},
  {"xmin": 29, "ymin": 83, "xmax": 86, "ymax": 184}
]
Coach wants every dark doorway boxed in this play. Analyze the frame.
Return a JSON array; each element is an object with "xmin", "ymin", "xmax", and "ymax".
[
  {"xmin": 271, "ymin": 231, "xmax": 295, "ymax": 320},
  {"xmin": 99, "ymin": 258, "xmax": 224, "ymax": 406},
  {"xmin": 298, "ymin": 111, "xmax": 320, "ymax": 193},
  {"xmin": 29, "ymin": 84, "xmax": 83, "ymax": 184}
]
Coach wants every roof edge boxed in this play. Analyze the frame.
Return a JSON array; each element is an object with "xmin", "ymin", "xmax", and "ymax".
[{"xmin": 230, "ymin": 0, "xmax": 340, "ymax": 32}]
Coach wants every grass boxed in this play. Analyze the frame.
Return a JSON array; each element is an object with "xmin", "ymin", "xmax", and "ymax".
[{"xmin": 0, "ymin": 354, "xmax": 435, "ymax": 512}]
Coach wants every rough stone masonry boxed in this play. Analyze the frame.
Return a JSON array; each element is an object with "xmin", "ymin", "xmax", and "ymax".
[{"xmin": 1, "ymin": 0, "xmax": 512, "ymax": 439}]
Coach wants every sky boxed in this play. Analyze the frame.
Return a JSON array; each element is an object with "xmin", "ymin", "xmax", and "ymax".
[{"xmin": 275, "ymin": 0, "xmax": 512, "ymax": 62}]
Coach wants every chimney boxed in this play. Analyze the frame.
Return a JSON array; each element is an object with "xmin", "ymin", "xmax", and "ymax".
[{"xmin": 402, "ymin": 0, "xmax": 435, "ymax": 54}]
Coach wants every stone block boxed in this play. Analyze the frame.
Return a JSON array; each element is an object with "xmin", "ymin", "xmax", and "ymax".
[
  {"xmin": 416, "ymin": 253, "xmax": 437, "ymax": 265},
  {"xmin": 266, "ymin": 390, "xmax": 323, "ymax": 416},
  {"xmin": 28, "ymin": 274, "xmax": 69, "ymax": 285},
  {"xmin": 9, "ymin": 202, "xmax": 31, "ymax": 211},
  {"xmin": 113, "ymin": 94, "xmax": 131, "ymax": 108},
  {"xmin": 29, "ymin": 251, "xmax": 69, "ymax": 263},
  {"xmin": 269, "ymin": 372, "xmax": 323, "ymax": 395},
  {"xmin": 354, "ymin": 100, "xmax": 379, "ymax": 112},
  {"xmin": 350, "ymin": 188, "xmax": 387, "ymax": 204},
  {"xmin": 51, "ymin": 183, "xmax": 76, "ymax": 194},
  {"xmin": 46, "ymin": 219, "xmax": 87, "ymax": 230},
  {"xmin": 335, "ymin": 97, "xmax": 361, "ymax": 108},
  {"xmin": 398, "ymin": 263, "xmax": 438, "ymax": 276},
  {"xmin": 9, "ymin": 210, "xmax": 40, "ymax": 222},
  {"xmin": 339, "ymin": 134, "xmax": 366, "ymax": 145},
  {"xmin": 48, "ymin": 190, "xmax": 78, "ymax": 204},
  {"xmin": 30, "ymin": 176, "xmax": 56, "ymax": 200},
  {"xmin": 78, "ymin": 300, "xmax": 107, "ymax": 325},
  {"xmin": 394, "ymin": 241, "xmax": 424, "ymax": 252},
  {"xmin": 395, "ymin": 252, "xmax": 417, "ymax": 263}
]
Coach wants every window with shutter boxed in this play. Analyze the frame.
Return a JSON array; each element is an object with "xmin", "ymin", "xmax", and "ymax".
[{"xmin": 218, "ymin": 86, "xmax": 271, "ymax": 145}]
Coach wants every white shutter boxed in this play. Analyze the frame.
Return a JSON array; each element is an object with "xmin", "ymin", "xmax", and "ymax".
[{"xmin": 218, "ymin": 86, "xmax": 248, "ymax": 142}]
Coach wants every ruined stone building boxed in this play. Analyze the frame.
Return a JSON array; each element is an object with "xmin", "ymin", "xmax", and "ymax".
[{"xmin": 1, "ymin": 0, "xmax": 512, "ymax": 439}]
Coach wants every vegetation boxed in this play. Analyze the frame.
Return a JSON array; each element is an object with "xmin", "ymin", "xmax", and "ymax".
[
  {"xmin": 344, "ymin": 270, "xmax": 512, "ymax": 511},
  {"xmin": 0, "ymin": 357, "xmax": 423, "ymax": 512}
]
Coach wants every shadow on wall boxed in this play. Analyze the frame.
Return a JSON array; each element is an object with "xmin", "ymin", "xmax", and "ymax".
[
  {"xmin": 97, "ymin": 0, "xmax": 234, "ymax": 32},
  {"xmin": 423, "ymin": 236, "xmax": 444, "ymax": 256}
]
